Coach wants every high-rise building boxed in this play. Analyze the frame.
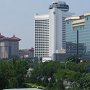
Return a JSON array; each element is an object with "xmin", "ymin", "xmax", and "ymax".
[
  {"xmin": 49, "ymin": 1, "xmax": 70, "ymax": 58},
  {"xmin": 35, "ymin": 1, "xmax": 72, "ymax": 59},
  {"xmin": 0, "ymin": 33, "xmax": 21, "ymax": 59},
  {"xmin": 65, "ymin": 13, "xmax": 90, "ymax": 60},
  {"xmin": 35, "ymin": 15, "xmax": 49, "ymax": 58}
]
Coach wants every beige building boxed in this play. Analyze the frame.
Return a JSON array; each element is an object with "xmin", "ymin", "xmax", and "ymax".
[{"xmin": 0, "ymin": 33, "xmax": 21, "ymax": 59}]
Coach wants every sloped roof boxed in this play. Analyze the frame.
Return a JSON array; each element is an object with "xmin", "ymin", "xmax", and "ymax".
[{"xmin": 0, "ymin": 34, "xmax": 21, "ymax": 41}]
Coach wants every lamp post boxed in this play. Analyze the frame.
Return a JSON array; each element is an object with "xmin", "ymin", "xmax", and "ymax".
[
  {"xmin": 76, "ymin": 30, "xmax": 79, "ymax": 63},
  {"xmin": 77, "ymin": 30, "xmax": 79, "ymax": 59}
]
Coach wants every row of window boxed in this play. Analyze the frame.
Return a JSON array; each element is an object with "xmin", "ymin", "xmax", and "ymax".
[
  {"xmin": 35, "ymin": 46, "xmax": 49, "ymax": 47},
  {"xmin": 35, "ymin": 54, "xmax": 49, "ymax": 57},
  {"xmin": 35, "ymin": 31, "xmax": 49, "ymax": 33},
  {"xmin": 35, "ymin": 24, "xmax": 49, "ymax": 26},
  {"xmin": 35, "ymin": 27, "xmax": 49, "ymax": 29},
  {"xmin": 35, "ymin": 43, "xmax": 49, "ymax": 45},
  {"xmin": 35, "ymin": 32, "xmax": 49, "ymax": 34},
  {"xmin": 35, "ymin": 29, "xmax": 49, "ymax": 30},
  {"xmin": 35, "ymin": 42, "xmax": 49, "ymax": 43},
  {"xmin": 35, "ymin": 35, "xmax": 49, "ymax": 37},
  {"xmin": 35, "ymin": 37, "xmax": 49, "ymax": 39},
  {"xmin": 35, "ymin": 23, "xmax": 49, "ymax": 25},
  {"xmin": 35, "ymin": 46, "xmax": 49, "ymax": 48},
  {"xmin": 35, "ymin": 52, "xmax": 49, "ymax": 54},
  {"xmin": 35, "ymin": 20, "xmax": 49, "ymax": 22}
]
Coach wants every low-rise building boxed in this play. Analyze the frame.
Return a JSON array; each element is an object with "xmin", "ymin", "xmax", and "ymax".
[
  {"xmin": 19, "ymin": 48, "xmax": 34, "ymax": 58},
  {"xmin": 0, "ymin": 33, "xmax": 21, "ymax": 59}
]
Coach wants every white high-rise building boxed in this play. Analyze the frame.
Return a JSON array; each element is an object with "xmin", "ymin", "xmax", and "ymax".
[
  {"xmin": 35, "ymin": 1, "xmax": 72, "ymax": 59},
  {"xmin": 35, "ymin": 15, "xmax": 49, "ymax": 58}
]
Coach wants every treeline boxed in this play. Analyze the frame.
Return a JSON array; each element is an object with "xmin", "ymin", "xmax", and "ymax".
[
  {"xmin": 0, "ymin": 58, "xmax": 90, "ymax": 90},
  {"xmin": 0, "ymin": 59, "xmax": 29, "ymax": 90},
  {"xmin": 28, "ymin": 61, "xmax": 90, "ymax": 90}
]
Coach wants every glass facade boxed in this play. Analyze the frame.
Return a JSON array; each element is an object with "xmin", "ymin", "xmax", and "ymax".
[{"xmin": 66, "ymin": 14, "xmax": 90, "ymax": 60}]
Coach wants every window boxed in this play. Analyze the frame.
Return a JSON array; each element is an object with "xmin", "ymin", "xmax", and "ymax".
[
  {"xmin": 67, "ymin": 21, "xmax": 69, "ymax": 24},
  {"xmin": 87, "ymin": 17, "xmax": 88, "ymax": 20}
]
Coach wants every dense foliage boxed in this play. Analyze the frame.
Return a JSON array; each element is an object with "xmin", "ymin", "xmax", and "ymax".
[
  {"xmin": 0, "ymin": 59, "xmax": 29, "ymax": 90},
  {"xmin": 27, "ymin": 61, "xmax": 90, "ymax": 90},
  {"xmin": 0, "ymin": 58, "xmax": 90, "ymax": 90}
]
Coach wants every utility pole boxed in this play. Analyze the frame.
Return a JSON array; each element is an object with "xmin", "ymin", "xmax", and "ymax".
[{"xmin": 77, "ymin": 30, "xmax": 79, "ymax": 63}]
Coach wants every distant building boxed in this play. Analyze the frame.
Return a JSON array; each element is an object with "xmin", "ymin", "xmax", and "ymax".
[
  {"xmin": 35, "ymin": 1, "xmax": 72, "ymax": 59},
  {"xmin": 65, "ymin": 12, "xmax": 90, "ymax": 60},
  {"xmin": 53, "ymin": 53, "xmax": 70, "ymax": 61},
  {"xmin": 42, "ymin": 57, "xmax": 52, "ymax": 62},
  {"xmin": 19, "ymin": 48, "xmax": 34, "ymax": 58},
  {"xmin": 0, "ymin": 33, "xmax": 21, "ymax": 59}
]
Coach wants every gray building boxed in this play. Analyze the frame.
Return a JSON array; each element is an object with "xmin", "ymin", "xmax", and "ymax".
[{"xmin": 0, "ymin": 33, "xmax": 21, "ymax": 59}]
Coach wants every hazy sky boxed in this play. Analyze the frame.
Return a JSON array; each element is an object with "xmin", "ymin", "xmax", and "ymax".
[{"xmin": 0, "ymin": 0, "xmax": 90, "ymax": 49}]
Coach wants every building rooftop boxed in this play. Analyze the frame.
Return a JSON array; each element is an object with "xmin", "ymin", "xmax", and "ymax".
[
  {"xmin": 66, "ymin": 12, "xmax": 90, "ymax": 21},
  {"xmin": 72, "ymin": 19, "xmax": 85, "ymax": 25},
  {"xmin": 84, "ymin": 12, "xmax": 90, "ymax": 16},
  {"xmin": 0, "ymin": 33, "xmax": 5, "ymax": 38},
  {"xmin": 49, "ymin": 1, "xmax": 69, "ymax": 11},
  {"xmin": 35, "ymin": 14, "xmax": 49, "ymax": 20},
  {"xmin": 0, "ymin": 34, "xmax": 21, "ymax": 41},
  {"xmin": 65, "ymin": 16, "xmax": 80, "ymax": 21}
]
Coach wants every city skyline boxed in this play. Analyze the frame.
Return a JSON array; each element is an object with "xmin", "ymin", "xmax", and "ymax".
[{"xmin": 0, "ymin": 0, "xmax": 90, "ymax": 49}]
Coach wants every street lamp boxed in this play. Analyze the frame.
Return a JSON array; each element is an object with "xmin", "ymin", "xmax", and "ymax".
[
  {"xmin": 76, "ymin": 30, "xmax": 79, "ymax": 63},
  {"xmin": 77, "ymin": 30, "xmax": 79, "ymax": 57}
]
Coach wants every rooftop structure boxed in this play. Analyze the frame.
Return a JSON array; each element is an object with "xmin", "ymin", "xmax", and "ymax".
[
  {"xmin": 0, "ymin": 34, "xmax": 21, "ymax": 41},
  {"xmin": 49, "ymin": 1, "xmax": 69, "ymax": 11}
]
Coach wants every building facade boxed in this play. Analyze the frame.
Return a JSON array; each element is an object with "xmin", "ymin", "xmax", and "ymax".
[
  {"xmin": 35, "ymin": 1, "xmax": 71, "ymax": 59},
  {"xmin": 65, "ymin": 13, "xmax": 90, "ymax": 60},
  {"xmin": 35, "ymin": 15, "xmax": 49, "ymax": 58},
  {"xmin": 49, "ymin": 1, "xmax": 71, "ymax": 58},
  {"xmin": 19, "ymin": 48, "xmax": 34, "ymax": 58},
  {"xmin": 0, "ymin": 34, "xmax": 21, "ymax": 59}
]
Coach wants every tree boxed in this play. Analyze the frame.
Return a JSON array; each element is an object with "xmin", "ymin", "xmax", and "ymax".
[{"xmin": 0, "ymin": 60, "xmax": 29, "ymax": 89}]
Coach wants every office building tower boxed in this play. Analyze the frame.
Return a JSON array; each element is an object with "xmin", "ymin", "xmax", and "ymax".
[
  {"xmin": 35, "ymin": 15, "xmax": 49, "ymax": 58},
  {"xmin": 65, "ymin": 13, "xmax": 90, "ymax": 60},
  {"xmin": 49, "ymin": 1, "xmax": 70, "ymax": 58},
  {"xmin": 35, "ymin": 1, "xmax": 71, "ymax": 59}
]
